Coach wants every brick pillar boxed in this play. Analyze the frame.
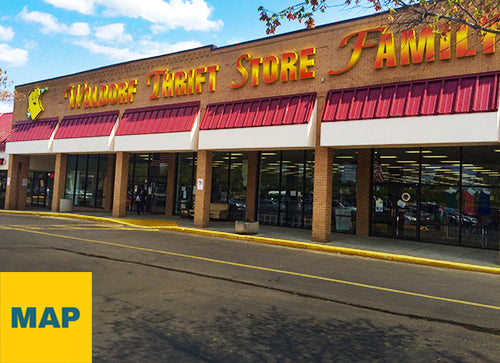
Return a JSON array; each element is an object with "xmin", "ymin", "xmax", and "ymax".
[
  {"xmin": 165, "ymin": 153, "xmax": 177, "ymax": 216},
  {"xmin": 245, "ymin": 151, "xmax": 259, "ymax": 222},
  {"xmin": 5, "ymin": 154, "xmax": 30, "ymax": 210},
  {"xmin": 103, "ymin": 154, "xmax": 115, "ymax": 212},
  {"xmin": 311, "ymin": 147, "xmax": 333, "ymax": 242},
  {"xmin": 51, "ymin": 153, "xmax": 68, "ymax": 212},
  {"xmin": 112, "ymin": 152, "xmax": 129, "ymax": 218},
  {"xmin": 356, "ymin": 149, "xmax": 372, "ymax": 236},
  {"xmin": 193, "ymin": 150, "xmax": 212, "ymax": 228}
]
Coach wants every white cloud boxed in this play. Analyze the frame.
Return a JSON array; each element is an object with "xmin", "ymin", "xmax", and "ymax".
[
  {"xmin": 45, "ymin": 0, "xmax": 223, "ymax": 32},
  {"xmin": 0, "ymin": 25, "xmax": 14, "ymax": 41},
  {"xmin": 137, "ymin": 39, "xmax": 203, "ymax": 56},
  {"xmin": 0, "ymin": 43, "xmax": 28, "ymax": 67},
  {"xmin": 102, "ymin": 0, "xmax": 223, "ymax": 31},
  {"xmin": 95, "ymin": 23, "xmax": 133, "ymax": 44},
  {"xmin": 0, "ymin": 101, "xmax": 13, "ymax": 113},
  {"xmin": 19, "ymin": 7, "xmax": 90, "ymax": 36},
  {"xmin": 73, "ymin": 40, "xmax": 142, "ymax": 62},
  {"xmin": 74, "ymin": 39, "xmax": 203, "ymax": 62},
  {"xmin": 69, "ymin": 23, "xmax": 92, "ymax": 36},
  {"xmin": 24, "ymin": 40, "xmax": 38, "ymax": 51},
  {"xmin": 43, "ymin": 0, "xmax": 95, "ymax": 15}
]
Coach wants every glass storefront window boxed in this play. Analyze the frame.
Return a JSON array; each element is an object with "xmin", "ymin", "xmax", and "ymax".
[
  {"xmin": 175, "ymin": 153, "xmax": 197, "ymax": 215},
  {"xmin": 211, "ymin": 152, "xmax": 247, "ymax": 221},
  {"xmin": 85, "ymin": 155, "xmax": 99, "ymax": 207},
  {"xmin": 128, "ymin": 153, "xmax": 171, "ymax": 214},
  {"xmin": 212, "ymin": 153, "xmax": 230, "ymax": 204},
  {"xmin": 372, "ymin": 148, "xmax": 420, "ymax": 240},
  {"xmin": 332, "ymin": 150, "xmax": 357, "ymax": 233},
  {"xmin": 65, "ymin": 155, "xmax": 77, "ymax": 200},
  {"xmin": 372, "ymin": 146, "xmax": 499, "ymax": 250},
  {"xmin": 96, "ymin": 155, "xmax": 108, "ymax": 207},
  {"xmin": 259, "ymin": 152, "xmax": 281, "ymax": 225},
  {"xmin": 420, "ymin": 147, "xmax": 460, "ymax": 245},
  {"xmin": 258, "ymin": 150, "xmax": 314, "ymax": 228},
  {"xmin": 229, "ymin": 153, "xmax": 247, "ymax": 221},
  {"xmin": 304, "ymin": 151, "xmax": 314, "ymax": 229},
  {"xmin": 75, "ymin": 155, "xmax": 89, "ymax": 206},
  {"xmin": 281, "ymin": 151, "xmax": 307, "ymax": 227},
  {"xmin": 65, "ymin": 154, "xmax": 108, "ymax": 208},
  {"xmin": 0, "ymin": 170, "xmax": 6, "ymax": 208},
  {"xmin": 461, "ymin": 146, "xmax": 500, "ymax": 249}
]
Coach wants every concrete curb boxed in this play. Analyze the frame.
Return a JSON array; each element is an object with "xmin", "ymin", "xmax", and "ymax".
[
  {"xmin": 160, "ymin": 226, "xmax": 500, "ymax": 275},
  {"xmin": 0, "ymin": 210, "xmax": 178, "ymax": 228},
  {"xmin": 2, "ymin": 210, "xmax": 499, "ymax": 275}
]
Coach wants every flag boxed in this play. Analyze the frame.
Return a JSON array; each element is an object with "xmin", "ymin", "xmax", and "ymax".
[{"xmin": 373, "ymin": 155, "xmax": 384, "ymax": 183}]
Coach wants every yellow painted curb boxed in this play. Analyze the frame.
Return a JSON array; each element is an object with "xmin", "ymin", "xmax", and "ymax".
[
  {"xmin": 0, "ymin": 210, "xmax": 178, "ymax": 228},
  {"xmin": 159, "ymin": 226, "xmax": 500, "ymax": 275},
  {"xmin": 2, "ymin": 210, "xmax": 499, "ymax": 275}
]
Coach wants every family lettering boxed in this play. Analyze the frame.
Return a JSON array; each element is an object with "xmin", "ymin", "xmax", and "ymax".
[{"xmin": 329, "ymin": 24, "xmax": 496, "ymax": 75}]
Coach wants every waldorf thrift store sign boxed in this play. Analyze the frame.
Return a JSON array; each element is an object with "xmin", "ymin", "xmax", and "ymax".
[{"xmin": 61, "ymin": 24, "xmax": 497, "ymax": 110}]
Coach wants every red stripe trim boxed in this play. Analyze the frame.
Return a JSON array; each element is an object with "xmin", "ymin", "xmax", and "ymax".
[
  {"xmin": 322, "ymin": 71, "xmax": 500, "ymax": 122},
  {"xmin": 200, "ymin": 93, "xmax": 316, "ymax": 130},
  {"xmin": 116, "ymin": 101, "xmax": 200, "ymax": 136},
  {"xmin": 54, "ymin": 111, "xmax": 119, "ymax": 139},
  {"xmin": 7, "ymin": 118, "xmax": 58, "ymax": 142}
]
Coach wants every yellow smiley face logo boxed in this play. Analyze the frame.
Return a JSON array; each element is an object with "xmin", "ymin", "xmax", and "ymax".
[{"xmin": 27, "ymin": 87, "xmax": 47, "ymax": 121}]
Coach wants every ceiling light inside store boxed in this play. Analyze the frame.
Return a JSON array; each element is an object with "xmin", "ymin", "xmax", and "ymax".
[{"xmin": 405, "ymin": 150, "xmax": 432, "ymax": 154}]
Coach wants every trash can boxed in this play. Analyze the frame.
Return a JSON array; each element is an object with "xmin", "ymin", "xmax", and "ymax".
[{"xmin": 59, "ymin": 198, "xmax": 73, "ymax": 212}]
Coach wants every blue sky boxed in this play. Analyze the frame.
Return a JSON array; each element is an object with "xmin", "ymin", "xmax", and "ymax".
[{"xmin": 0, "ymin": 0, "xmax": 374, "ymax": 112}]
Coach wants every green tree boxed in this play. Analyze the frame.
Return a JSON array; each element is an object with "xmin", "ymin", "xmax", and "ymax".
[{"xmin": 259, "ymin": 0, "xmax": 500, "ymax": 35}]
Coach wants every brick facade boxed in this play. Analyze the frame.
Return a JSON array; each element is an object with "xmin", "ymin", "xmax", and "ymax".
[
  {"xmin": 112, "ymin": 152, "xmax": 129, "ymax": 218},
  {"xmin": 51, "ymin": 153, "xmax": 67, "ymax": 212},
  {"xmin": 6, "ymin": 11, "xmax": 500, "ymax": 254},
  {"xmin": 193, "ymin": 150, "xmax": 213, "ymax": 228},
  {"xmin": 5, "ymin": 154, "xmax": 29, "ymax": 210},
  {"xmin": 312, "ymin": 147, "xmax": 334, "ymax": 242}
]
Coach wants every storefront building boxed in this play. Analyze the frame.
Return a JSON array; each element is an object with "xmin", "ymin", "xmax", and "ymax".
[
  {"xmin": 4, "ymin": 10, "xmax": 500, "ymax": 254},
  {"xmin": 0, "ymin": 113, "xmax": 13, "ymax": 208}
]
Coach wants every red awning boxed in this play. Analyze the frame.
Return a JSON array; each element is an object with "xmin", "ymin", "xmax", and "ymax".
[
  {"xmin": 322, "ymin": 72, "xmax": 500, "ymax": 122},
  {"xmin": 200, "ymin": 93, "xmax": 316, "ymax": 130},
  {"xmin": 116, "ymin": 102, "xmax": 200, "ymax": 136},
  {"xmin": 55, "ymin": 111, "xmax": 119, "ymax": 139},
  {"xmin": 0, "ymin": 113, "xmax": 13, "ymax": 145},
  {"xmin": 7, "ymin": 118, "xmax": 58, "ymax": 142}
]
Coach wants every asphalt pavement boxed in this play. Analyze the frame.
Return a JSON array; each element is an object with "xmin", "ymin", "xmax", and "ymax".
[{"xmin": 1, "ymin": 208, "xmax": 499, "ymax": 273}]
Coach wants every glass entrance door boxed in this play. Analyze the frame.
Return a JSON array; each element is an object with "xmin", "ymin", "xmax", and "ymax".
[
  {"xmin": 128, "ymin": 153, "xmax": 170, "ymax": 214},
  {"xmin": 28, "ymin": 172, "xmax": 54, "ymax": 208},
  {"xmin": 373, "ymin": 183, "xmax": 418, "ymax": 240}
]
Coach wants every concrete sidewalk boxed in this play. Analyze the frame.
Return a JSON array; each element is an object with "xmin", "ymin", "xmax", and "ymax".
[{"xmin": 1, "ymin": 209, "xmax": 499, "ymax": 274}]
